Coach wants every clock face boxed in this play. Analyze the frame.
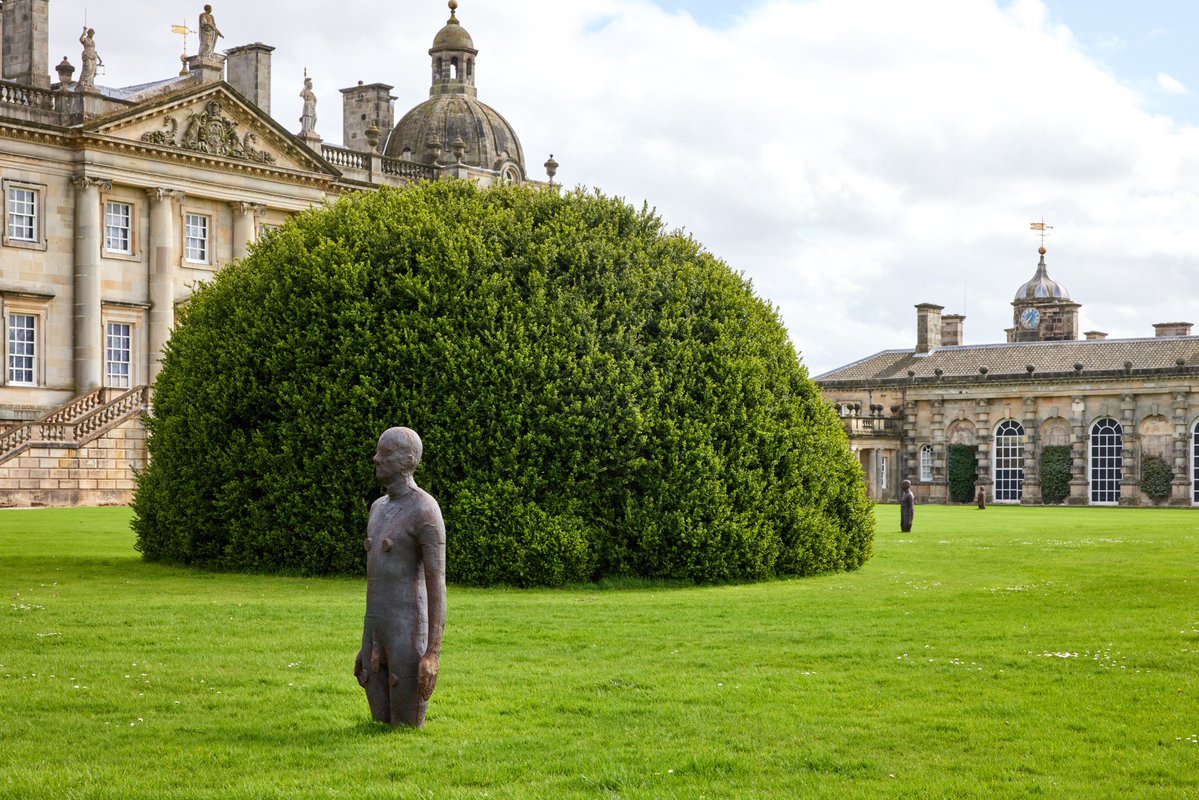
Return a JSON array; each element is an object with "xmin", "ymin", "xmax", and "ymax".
[{"xmin": 1020, "ymin": 308, "xmax": 1041, "ymax": 330}]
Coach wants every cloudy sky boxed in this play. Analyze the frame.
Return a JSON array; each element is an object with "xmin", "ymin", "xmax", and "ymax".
[{"xmin": 48, "ymin": 0, "xmax": 1199, "ymax": 374}]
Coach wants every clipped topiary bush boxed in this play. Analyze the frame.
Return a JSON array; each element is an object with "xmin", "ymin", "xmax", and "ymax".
[
  {"xmin": 947, "ymin": 444, "xmax": 978, "ymax": 503},
  {"xmin": 1141, "ymin": 454, "xmax": 1173, "ymax": 503},
  {"xmin": 133, "ymin": 181, "xmax": 873, "ymax": 585},
  {"xmin": 1040, "ymin": 445, "xmax": 1073, "ymax": 505}
]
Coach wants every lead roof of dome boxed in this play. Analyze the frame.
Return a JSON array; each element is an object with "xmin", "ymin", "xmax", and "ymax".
[{"xmin": 1015, "ymin": 249, "xmax": 1070, "ymax": 301}]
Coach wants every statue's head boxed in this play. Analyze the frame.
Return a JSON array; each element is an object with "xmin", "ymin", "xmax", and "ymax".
[
  {"xmin": 204, "ymin": 4, "xmax": 213, "ymax": 13},
  {"xmin": 374, "ymin": 427, "xmax": 423, "ymax": 483},
  {"xmin": 901, "ymin": 479, "xmax": 911, "ymax": 490}
]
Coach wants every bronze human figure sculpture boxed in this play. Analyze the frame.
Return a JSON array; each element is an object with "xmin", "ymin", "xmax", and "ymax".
[
  {"xmin": 900, "ymin": 479, "xmax": 915, "ymax": 533},
  {"xmin": 354, "ymin": 427, "xmax": 446, "ymax": 727}
]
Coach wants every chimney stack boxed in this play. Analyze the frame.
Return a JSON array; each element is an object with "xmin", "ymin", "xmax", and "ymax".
[
  {"xmin": 915, "ymin": 303, "xmax": 944, "ymax": 354},
  {"xmin": 2, "ymin": 0, "xmax": 50, "ymax": 89},
  {"xmin": 1153, "ymin": 322, "xmax": 1193, "ymax": 338},
  {"xmin": 941, "ymin": 314, "xmax": 965, "ymax": 347},
  {"xmin": 225, "ymin": 43, "xmax": 275, "ymax": 114},
  {"xmin": 1084, "ymin": 331, "xmax": 1108, "ymax": 341},
  {"xmin": 340, "ymin": 82, "xmax": 395, "ymax": 153}
]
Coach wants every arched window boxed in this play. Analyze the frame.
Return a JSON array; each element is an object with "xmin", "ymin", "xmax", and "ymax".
[
  {"xmin": 450, "ymin": 57, "xmax": 459, "ymax": 80},
  {"xmin": 1192, "ymin": 420, "xmax": 1199, "ymax": 505},
  {"xmin": 994, "ymin": 420, "xmax": 1025, "ymax": 502},
  {"xmin": 1090, "ymin": 417, "xmax": 1123, "ymax": 504},
  {"xmin": 919, "ymin": 444, "xmax": 933, "ymax": 482}
]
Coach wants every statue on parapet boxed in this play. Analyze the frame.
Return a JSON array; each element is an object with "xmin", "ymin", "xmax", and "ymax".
[
  {"xmin": 299, "ymin": 71, "xmax": 317, "ymax": 137},
  {"xmin": 354, "ymin": 427, "xmax": 446, "ymax": 727},
  {"xmin": 198, "ymin": 4, "xmax": 223, "ymax": 58},
  {"xmin": 77, "ymin": 27, "xmax": 101, "ymax": 91}
]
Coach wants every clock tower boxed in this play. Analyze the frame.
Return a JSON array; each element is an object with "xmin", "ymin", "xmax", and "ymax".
[{"xmin": 1007, "ymin": 245, "xmax": 1080, "ymax": 343}]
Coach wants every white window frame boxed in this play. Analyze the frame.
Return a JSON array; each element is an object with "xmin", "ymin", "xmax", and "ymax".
[
  {"xmin": 919, "ymin": 444, "xmax": 934, "ymax": 482},
  {"xmin": 105, "ymin": 321, "xmax": 133, "ymax": 389},
  {"xmin": 1192, "ymin": 419, "xmax": 1199, "ymax": 507},
  {"xmin": 5, "ymin": 308, "xmax": 41, "ymax": 386},
  {"xmin": 993, "ymin": 420, "xmax": 1025, "ymax": 503},
  {"xmin": 3, "ymin": 180, "xmax": 46, "ymax": 250},
  {"xmin": 1089, "ymin": 418, "xmax": 1123, "ymax": 505},
  {"xmin": 184, "ymin": 212, "xmax": 211, "ymax": 264},
  {"xmin": 104, "ymin": 199, "xmax": 134, "ymax": 255}
]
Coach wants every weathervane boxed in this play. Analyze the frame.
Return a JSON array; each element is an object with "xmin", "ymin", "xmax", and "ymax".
[
  {"xmin": 1029, "ymin": 219, "xmax": 1053, "ymax": 250},
  {"xmin": 171, "ymin": 20, "xmax": 195, "ymax": 76}
]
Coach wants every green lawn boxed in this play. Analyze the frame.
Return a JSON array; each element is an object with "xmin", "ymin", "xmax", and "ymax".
[{"xmin": 1, "ymin": 505, "xmax": 1196, "ymax": 799}]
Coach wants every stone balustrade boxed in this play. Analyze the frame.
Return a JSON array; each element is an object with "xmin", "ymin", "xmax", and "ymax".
[{"xmin": 0, "ymin": 386, "xmax": 150, "ymax": 464}]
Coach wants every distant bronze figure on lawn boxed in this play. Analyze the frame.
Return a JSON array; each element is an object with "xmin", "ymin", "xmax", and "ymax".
[
  {"xmin": 976, "ymin": 486, "xmax": 987, "ymax": 509},
  {"xmin": 900, "ymin": 479, "xmax": 915, "ymax": 532},
  {"xmin": 355, "ymin": 427, "xmax": 446, "ymax": 727}
]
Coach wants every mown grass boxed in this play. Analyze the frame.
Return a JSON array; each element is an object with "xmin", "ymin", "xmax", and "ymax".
[{"xmin": 1, "ymin": 505, "xmax": 1196, "ymax": 799}]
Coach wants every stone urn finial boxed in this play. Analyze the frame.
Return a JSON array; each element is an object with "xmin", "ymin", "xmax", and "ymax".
[
  {"xmin": 425, "ymin": 138, "xmax": 443, "ymax": 164},
  {"xmin": 365, "ymin": 122, "xmax": 381, "ymax": 153},
  {"xmin": 451, "ymin": 135, "xmax": 466, "ymax": 163},
  {"xmin": 544, "ymin": 153, "xmax": 559, "ymax": 184},
  {"xmin": 56, "ymin": 57, "xmax": 76, "ymax": 90}
]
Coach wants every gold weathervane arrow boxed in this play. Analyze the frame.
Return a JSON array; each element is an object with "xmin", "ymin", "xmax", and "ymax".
[
  {"xmin": 172, "ymin": 22, "xmax": 195, "ymax": 75},
  {"xmin": 1030, "ymin": 219, "xmax": 1053, "ymax": 249}
]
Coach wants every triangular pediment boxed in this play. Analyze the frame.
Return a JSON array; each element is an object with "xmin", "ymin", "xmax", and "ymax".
[{"xmin": 85, "ymin": 83, "xmax": 335, "ymax": 175}]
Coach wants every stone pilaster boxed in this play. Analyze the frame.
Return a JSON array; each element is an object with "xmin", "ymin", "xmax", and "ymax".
[
  {"xmin": 147, "ymin": 188, "xmax": 185, "ymax": 384},
  {"xmin": 1068, "ymin": 395, "xmax": 1087, "ymax": 504},
  {"xmin": 72, "ymin": 175, "xmax": 111, "ymax": 392},
  {"xmin": 1171, "ymin": 391, "xmax": 1191, "ymax": 505},
  {"xmin": 230, "ymin": 201, "xmax": 266, "ymax": 260},
  {"xmin": 1120, "ymin": 393, "xmax": 1138, "ymax": 505},
  {"xmin": 1021, "ymin": 396, "xmax": 1041, "ymax": 503}
]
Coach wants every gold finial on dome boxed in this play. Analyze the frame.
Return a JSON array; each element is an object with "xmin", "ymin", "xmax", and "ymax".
[
  {"xmin": 448, "ymin": 0, "xmax": 459, "ymax": 21},
  {"xmin": 1039, "ymin": 246, "xmax": 1047, "ymax": 255}
]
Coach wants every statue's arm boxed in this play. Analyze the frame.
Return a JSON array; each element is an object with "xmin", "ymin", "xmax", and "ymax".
[{"xmin": 417, "ymin": 516, "xmax": 447, "ymax": 701}]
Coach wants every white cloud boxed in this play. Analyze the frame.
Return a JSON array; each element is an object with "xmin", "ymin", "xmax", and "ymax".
[
  {"xmin": 1157, "ymin": 71, "xmax": 1189, "ymax": 95},
  {"xmin": 46, "ymin": 0, "xmax": 1199, "ymax": 374}
]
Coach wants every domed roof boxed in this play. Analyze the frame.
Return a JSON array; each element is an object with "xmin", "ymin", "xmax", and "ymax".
[
  {"xmin": 1015, "ymin": 248, "xmax": 1070, "ymax": 301},
  {"xmin": 384, "ymin": 93, "xmax": 525, "ymax": 176},
  {"xmin": 431, "ymin": 1, "xmax": 475, "ymax": 53}
]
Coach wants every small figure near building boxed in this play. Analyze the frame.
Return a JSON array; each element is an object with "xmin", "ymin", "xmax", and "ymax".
[
  {"xmin": 976, "ymin": 486, "xmax": 986, "ymax": 509},
  {"xmin": 354, "ymin": 427, "xmax": 446, "ymax": 727},
  {"xmin": 900, "ymin": 479, "xmax": 915, "ymax": 532}
]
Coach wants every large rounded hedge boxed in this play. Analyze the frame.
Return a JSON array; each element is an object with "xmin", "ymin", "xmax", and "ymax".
[{"xmin": 133, "ymin": 181, "xmax": 873, "ymax": 584}]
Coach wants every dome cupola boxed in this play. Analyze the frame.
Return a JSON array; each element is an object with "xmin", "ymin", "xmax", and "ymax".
[
  {"xmin": 1014, "ymin": 246, "xmax": 1070, "ymax": 301},
  {"xmin": 384, "ymin": 0, "xmax": 526, "ymax": 182}
]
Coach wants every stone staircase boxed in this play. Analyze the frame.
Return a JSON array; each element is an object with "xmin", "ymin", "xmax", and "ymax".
[
  {"xmin": 0, "ymin": 385, "xmax": 151, "ymax": 464},
  {"xmin": 0, "ymin": 386, "xmax": 151, "ymax": 507}
]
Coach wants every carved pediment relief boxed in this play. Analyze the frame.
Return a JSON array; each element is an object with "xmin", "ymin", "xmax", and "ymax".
[
  {"xmin": 92, "ymin": 89, "xmax": 327, "ymax": 174},
  {"xmin": 138, "ymin": 100, "xmax": 276, "ymax": 164}
]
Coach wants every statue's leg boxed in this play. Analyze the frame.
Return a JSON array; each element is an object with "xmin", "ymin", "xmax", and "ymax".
[
  {"xmin": 384, "ymin": 634, "xmax": 427, "ymax": 727},
  {"xmin": 358, "ymin": 629, "xmax": 392, "ymax": 723}
]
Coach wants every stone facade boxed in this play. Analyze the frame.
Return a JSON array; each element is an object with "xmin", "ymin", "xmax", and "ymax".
[
  {"xmin": 0, "ymin": 1, "xmax": 552, "ymax": 506},
  {"xmin": 817, "ymin": 247, "xmax": 1199, "ymax": 508}
]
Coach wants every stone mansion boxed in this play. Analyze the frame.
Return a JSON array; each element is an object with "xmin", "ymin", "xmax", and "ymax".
[
  {"xmin": 817, "ymin": 246, "xmax": 1199, "ymax": 507},
  {"xmin": 0, "ymin": 0, "xmax": 552, "ymax": 506}
]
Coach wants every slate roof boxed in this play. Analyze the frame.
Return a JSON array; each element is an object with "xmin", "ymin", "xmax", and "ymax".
[{"xmin": 815, "ymin": 336, "xmax": 1199, "ymax": 387}]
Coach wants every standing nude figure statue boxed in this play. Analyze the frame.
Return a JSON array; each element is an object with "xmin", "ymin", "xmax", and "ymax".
[
  {"xmin": 354, "ymin": 427, "xmax": 446, "ymax": 727},
  {"xmin": 900, "ymin": 479, "xmax": 915, "ymax": 533},
  {"xmin": 198, "ymin": 5, "xmax": 223, "ymax": 58}
]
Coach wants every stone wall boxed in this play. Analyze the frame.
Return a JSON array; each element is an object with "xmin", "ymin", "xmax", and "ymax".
[{"xmin": 0, "ymin": 416, "xmax": 146, "ymax": 507}]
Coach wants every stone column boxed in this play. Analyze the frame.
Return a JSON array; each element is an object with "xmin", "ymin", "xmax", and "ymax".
[
  {"xmin": 147, "ymin": 188, "xmax": 185, "ymax": 384},
  {"xmin": 1172, "ymin": 391, "xmax": 1190, "ymax": 505},
  {"xmin": 230, "ymin": 201, "xmax": 265, "ymax": 260},
  {"xmin": 72, "ymin": 176, "xmax": 111, "ymax": 392},
  {"xmin": 1120, "ymin": 393, "xmax": 1138, "ymax": 505}
]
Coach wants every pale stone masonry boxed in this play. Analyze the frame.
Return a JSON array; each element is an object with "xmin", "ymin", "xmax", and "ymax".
[
  {"xmin": 817, "ymin": 247, "xmax": 1199, "ymax": 507},
  {"xmin": 0, "ymin": 1, "xmax": 554, "ymax": 506}
]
